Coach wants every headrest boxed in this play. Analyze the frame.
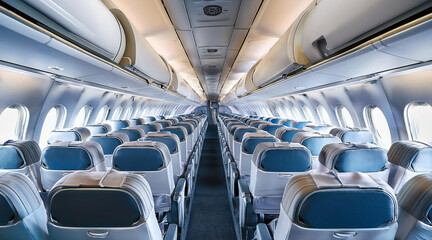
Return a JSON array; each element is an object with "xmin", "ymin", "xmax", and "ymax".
[
  {"xmin": 280, "ymin": 119, "xmax": 295, "ymax": 127},
  {"xmin": 275, "ymin": 127, "xmax": 306, "ymax": 142},
  {"xmin": 113, "ymin": 141, "xmax": 171, "ymax": 171},
  {"xmin": 166, "ymin": 119, "xmax": 178, "ymax": 125},
  {"xmin": 105, "ymin": 120, "xmax": 130, "ymax": 131},
  {"xmin": 292, "ymin": 132, "xmax": 342, "ymax": 156},
  {"xmin": 253, "ymin": 121, "xmax": 268, "ymax": 128},
  {"xmin": 128, "ymin": 119, "xmax": 141, "ymax": 126},
  {"xmin": 175, "ymin": 122, "xmax": 194, "ymax": 134},
  {"xmin": 330, "ymin": 127, "xmax": 374, "ymax": 143},
  {"xmin": 248, "ymin": 120, "xmax": 264, "ymax": 127},
  {"xmin": 49, "ymin": 171, "xmax": 153, "ymax": 227},
  {"xmin": 270, "ymin": 118, "xmax": 282, "ymax": 124},
  {"xmin": 135, "ymin": 123, "xmax": 161, "ymax": 133},
  {"xmin": 223, "ymin": 119, "xmax": 237, "ymax": 126},
  {"xmin": 229, "ymin": 124, "xmax": 244, "ymax": 135},
  {"xmin": 184, "ymin": 119, "xmax": 198, "ymax": 128},
  {"xmin": 388, "ymin": 141, "xmax": 432, "ymax": 171},
  {"xmin": 113, "ymin": 127, "xmax": 145, "ymax": 141},
  {"xmin": 42, "ymin": 141, "xmax": 104, "ymax": 170},
  {"xmin": 89, "ymin": 133, "xmax": 129, "ymax": 154},
  {"xmin": 242, "ymin": 131, "xmax": 279, "ymax": 154},
  {"xmin": 398, "ymin": 174, "xmax": 432, "ymax": 224},
  {"xmin": 144, "ymin": 132, "xmax": 180, "ymax": 154},
  {"xmin": 161, "ymin": 126, "xmax": 187, "ymax": 141},
  {"xmin": 304, "ymin": 124, "xmax": 334, "ymax": 134},
  {"xmin": 0, "ymin": 172, "xmax": 42, "ymax": 223},
  {"xmin": 48, "ymin": 127, "xmax": 91, "ymax": 144},
  {"xmin": 234, "ymin": 126, "xmax": 257, "ymax": 142},
  {"xmin": 293, "ymin": 121, "xmax": 312, "ymax": 129},
  {"xmin": 319, "ymin": 143, "xmax": 388, "ymax": 173},
  {"xmin": 86, "ymin": 124, "xmax": 112, "ymax": 135},
  {"xmin": 252, "ymin": 142, "xmax": 312, "ymax": 172},
  {"xmin": 261, "ymin": 124, "xmax": 284, "ymax": 135},
  {"xmin": 155, "ymin": 120, "xmax": 170, "ymax": 129},
  {"xmin": 0, "ymin": 140, "xmax": 41, "ymax": 167},
  {"xmin": 141, "ymin": 116, "xmax": 156, "ymax": 123},
  {"xmin": 281, "ymin": 172, "xmax": 397, "ymax": 229}
]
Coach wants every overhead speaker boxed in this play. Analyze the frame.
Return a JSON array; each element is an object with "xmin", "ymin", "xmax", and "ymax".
[{"xmin": 203, "ymin": 5, "xmax": 222, "ymax": 16}]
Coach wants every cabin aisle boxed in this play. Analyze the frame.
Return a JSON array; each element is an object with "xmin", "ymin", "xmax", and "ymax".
[{"xmin": 185, "ymin": 125, "xmax": 237, "ymax": 239}]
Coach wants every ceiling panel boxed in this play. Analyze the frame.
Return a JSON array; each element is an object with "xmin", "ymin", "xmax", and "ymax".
[
  {"xmin": 194, "ymin": 27, "xmax": 233, "ymax": 47},
  {"xmin": 185, "ymin": 0, "xmax": 241, "ymax": 28}
]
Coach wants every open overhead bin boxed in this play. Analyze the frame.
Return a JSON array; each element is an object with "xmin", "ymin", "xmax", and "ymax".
[
  {"xmin": 236, "ymin": 62, "xmax": 259, "ymax": 97},
  {"xmin": 22, "ymin": 0, "xmax": 126, "ymax": 63},
  {"xmin": 102, "ymin": 0, "xmax": 172, "ymax": 86}
]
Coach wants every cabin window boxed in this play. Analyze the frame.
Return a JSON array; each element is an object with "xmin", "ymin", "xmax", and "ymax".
[
  {"xmin": 124, "ymin": 106, "xmax": 133, "ymax": 119},
  {"xmin": 336, "ymin": 105, "xmax": 355, "ymax": 128},
  {"xmin": 0, "ymin": 105, "xmax": 29, "ymax": 143},
  {"xmin": 95, "ymin": 105, "xmax": 110, "ymax": 123},
  {"xmin": 364, "ymin": 106, "xmax": 392, "ymax": 148},
  {"xmin": 302, "ymin": 105, "xmax": 315, "ymax": 122},
  {"xmin": 405, "ymin": 101, "xmax": 432, "ymax": 143},
  {"xmin": 39, "ymin": 105, "xmax": 67, "ymax": 149},
  {"xmin": 291, "ymin": 104, "xmax": 303, "ymax": 120},
  {"xmin": 112, "ymin": 106, "xmax": 123, "ymax": 120},
  {"xmin": 317, "ymin": 105, "xmax": 332, "ymax": 125},
  {"xmin": 74, "ymin": 105, "xmax": 92, "ymax": 127}
]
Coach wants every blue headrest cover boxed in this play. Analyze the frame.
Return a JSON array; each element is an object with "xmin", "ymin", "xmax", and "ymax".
[
  {"xmin": 282, "ymin": 120, "xmax": 294, "ymax": 127},
  {"xmin": 50, "ymin": 189, "xmax": 140, "ymax": 227},
  {"xmin": 136, "ymin": 125, "xmax": 157, "ymax": 134},
  {"xmin": 270, "ymin": 118, "xmax": 281, "ymax": 124},
  {"xmin": 335, "ymin": 148, "xmax": 387, "ymax": 172},
  {"xmin": 244, "ymin": 138, "xmax": 278, "ymax": 154},
  {"xmin": 298, "ymin": 190, "xmax": 395, "ymax": 228},
  {"xmin": 145, "ymin": 137, "xmax": 177, "ymax": 154},
  {"xmin": 86, "ymin": 125, "xmax": 109, "ymax": 135},
  {"xmin": 302, "ymin": 137, "xmax": 341, "ymax": 156},
  {"xmin": 48, "ymin": 131, "xmax": 80, "ymax": 143},
  {"xmin": 157, "ymin": 122, "xmax": 169, "ymax": 128},
  {"xmin": 294, "ymin": 121, "xmax": 311, "ymax": 129},
  {"xmin": 263, "ymin": 125, "xmax": 284, "ymax": 135},
  {"xmin": 113, "ymin": 129, "xmax": 141, "ymax": 141},
  {"xmin": 0, "ymin": 193, "xmax": 15, "ymax": 225},
  {"xmin": 280, "ymin": 130, "xmax": 305, "ymax": 142},
  {"xmin": 260, "ymin": 149, "xmax": 311, "ymax": 172},
  {"xmin": 90, "ymin": 137, "xmax": 123, "ymax": 155},
  {"xmin": 42, "ymin": 147, "xmax": 92, "ymax": 170},
  {"xmin": 114, "ymin": 148, "xmax": 164, "ymax": 171},
  {"xmin": 161, "ymin": 129, "xmax": 185, "ymax": 141},
  {"xmin": 235, "ymin": 129, "xmax": 257, "ymax": 142},
  {"xmin": 341, "ymin": 131, "xmax": 374, "ymax": 143},
  {"xmin": 111, "ymin": 121, "xmax": 129, "ymax": 131},
  {"xmin": 0, "ymin": 146, "xmax": 24, "ymax": 169},
  {"xmin": 176, "ymin": 124, "xmax": 192, "ymax": 134}
]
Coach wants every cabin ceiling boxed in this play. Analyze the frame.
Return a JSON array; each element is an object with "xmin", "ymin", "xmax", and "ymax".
[{"xmin": 111, "ymin": 0, "xmax": 314, "ymax": 100}]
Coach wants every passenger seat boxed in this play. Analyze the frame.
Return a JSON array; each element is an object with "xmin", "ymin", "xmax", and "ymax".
[
  {"xmin": 46, "ymin": 171, "xmax": 178, "ymax": 240},
  {"xmin": 86, "ymin": 123, "xmax": 112, "ymax": 135},
  {"xmin": 330, "ymin": 127, "xmax": 374, "ymax": 143},
  {"xmin": 47, "ymin": 127, "xmax": 91, "ymax": 144},
  {"xmin": 88, "ymin": 133, "xmax": 129, "ymax": 168}
]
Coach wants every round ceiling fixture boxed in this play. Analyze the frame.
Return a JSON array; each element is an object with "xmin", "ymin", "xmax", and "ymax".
[{"xmin": 203, "ymin": 5, "xmax": 222, "ymax": 16}]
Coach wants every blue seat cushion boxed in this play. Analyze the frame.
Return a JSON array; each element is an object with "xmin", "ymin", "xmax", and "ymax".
[
  {"xmin": 145, "ymin": 137, "xmax": 177, "ymax": 154},
  {"xmin": 282, "ymin": 120, "xmax": 294, "ymax": 127},
  {"xmin": 0, "ymin": 194, "xmax": 15, "ymax": 225},
  {"xmin": 114, "ymin": 148, "xmax": 164, "ymax": 171},
  {"xmin": 230, "ymin": 126, "xmax": 240, "ymax": 135},
  {"xmin": 280, "ymin": 130, "xmax": 304, "ymax": 142},
  {"xmin": 270, "ymin": 118, "xmax": 281, "ymax": 124},
  {"xmin": 302, "ymin": 138, "xmax": 341, "ymax": 156},
  {"xmin": 90, "ymin": 137, "xmax": 122, "ymax": 155},
  {"xmin": 260, "ymin": 149, "xmax": 311, "ymax": 172},
  {"xmin": 335, "ymin": 149, "xmax": 387, "ymax": 172},
  {"xmin": 263, "ymin": 125, "xmax": 283, "ymax": 135},
  {"xmin": 129, "ymin": 119, "xmax": 141, "ymax": 126},
  {"xmin": 142, "ymin": 117, "xmax": 156, "ymax": 123},
  {"xmin": 244, "ymin": 138, "xmax": 278, "ymax": 154},
  {"xmin": 161, "ymin": 129, "xmax": 185, "ymax": 141},
  {"xmin": 294, "ymin": 122, "xmax": 311, "ymax": 129},
  {"xmin": 136, "ymin": 125, "xmax": 157, "ymax": 134},
  {"xmin": 0, "ymin": 147, "xmax": 24, "ymax": 169},
  {"xmin": 341, "ymin": 131, "xmax": 374, "ymax": 143},
  {"xmin": 235, "ymin": 129, "xmax": 257, "ymax": 142},
  {"xmin": 113, "ymin": 129, "xmax": 141, "ymax": 141},
  {"xmin": 50, "ymin": 189, "xmax": 140, "ymax": 227},
  {"xmin": 42, "ymin": 147, "xmax": 92, "ymax": 170},
  {"xmin": 298, "ymin": 190, "xmax": 394, "ymax": 228},
  {"xmin": 176, "ymin": 124, "xmax": 192, "ymax": 134},
  {"xmin": 158, "ymin": 122, "xmax": 169, "ymax": 128},
  {"xmin": 48, "ymin": 131, "xmax": 81, "ymax": 143},
  {"xmin": 86, "ymin": 125, "xmax": 109, "ymax": 135}
]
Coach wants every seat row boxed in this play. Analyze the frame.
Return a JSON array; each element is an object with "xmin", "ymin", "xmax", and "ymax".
[
  {"xmin": 217, "ymin": 113, "xmax": 432, "ymax": 240},
  {"xmin": 0, "ymin": 114, "xmax": 208, "ymax": 239}
]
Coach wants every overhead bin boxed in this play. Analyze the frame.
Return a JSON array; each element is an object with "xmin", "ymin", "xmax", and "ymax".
[
  {"xmin": 252, "ymin": 14, "xmax": 310, "ymax": 88},
  {"xmin": 299, "ymin": 0, "xmax": 429, "ymax": 64},
  {"xmin": 104, "ymin": 1, "xmax": 172, "ymax": 86},
  {"xmin": 236, "ymin": 62, "xmax": 259, "ymax": 97},
  {"xmin": 22, "ymin": 0, "xmax": 126, "ymax": 63}
]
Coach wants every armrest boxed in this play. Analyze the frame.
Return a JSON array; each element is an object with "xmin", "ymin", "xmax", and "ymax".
[
  {"xmin": 238, "ymin": 179, "xmax": 257, "ymax": 227},
  {"xmin": 185, "ymin": 165, "xmax": 193, "ymax": 196},
  {"xmin": 163, "ymin": 224, "xmax": 178, "ymax": 240},
  {"xmin": 167, "ymin": 178, "xmax": 186, "ymax": 227},
  {"xmin": 255, "ymin": 223, "xmax": 272, "ymax": 240}
]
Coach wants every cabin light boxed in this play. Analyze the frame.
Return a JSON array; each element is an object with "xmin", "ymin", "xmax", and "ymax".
[
  {"xmin": 295, "ymin": 86, "xmax": 306, "ymax": 90},
  {"xmin": 120, "ymin": 86, "xmax": 129, "ymax": 89},
  {"xmin": 48, "ymin": 66, "xmax": 63, "ymax": 71}
]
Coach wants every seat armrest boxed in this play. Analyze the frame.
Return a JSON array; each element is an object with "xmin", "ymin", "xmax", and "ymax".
[
  {"xmin": 164, "ymin": 224, "xmax": 178, "ymax": 240},
  {"xmin": 168, "ymin": 178, "xmax": 186, "ymax": 227},
  {"xmin": 255, "ymin": 223, "xmax": 272, "ymax": 240},
  {"xmin": 238, "ymin": 179, "xmax": 257, "ymax": 227}
]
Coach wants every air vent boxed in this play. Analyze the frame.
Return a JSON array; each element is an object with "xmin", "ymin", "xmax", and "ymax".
[
  {"xmin": 207, "ymin": 49, "xmax": 218, "ymax": 53},
  {"xmin": 203, "ymin": 5, "xmax": 222, "ymax": 16}
]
